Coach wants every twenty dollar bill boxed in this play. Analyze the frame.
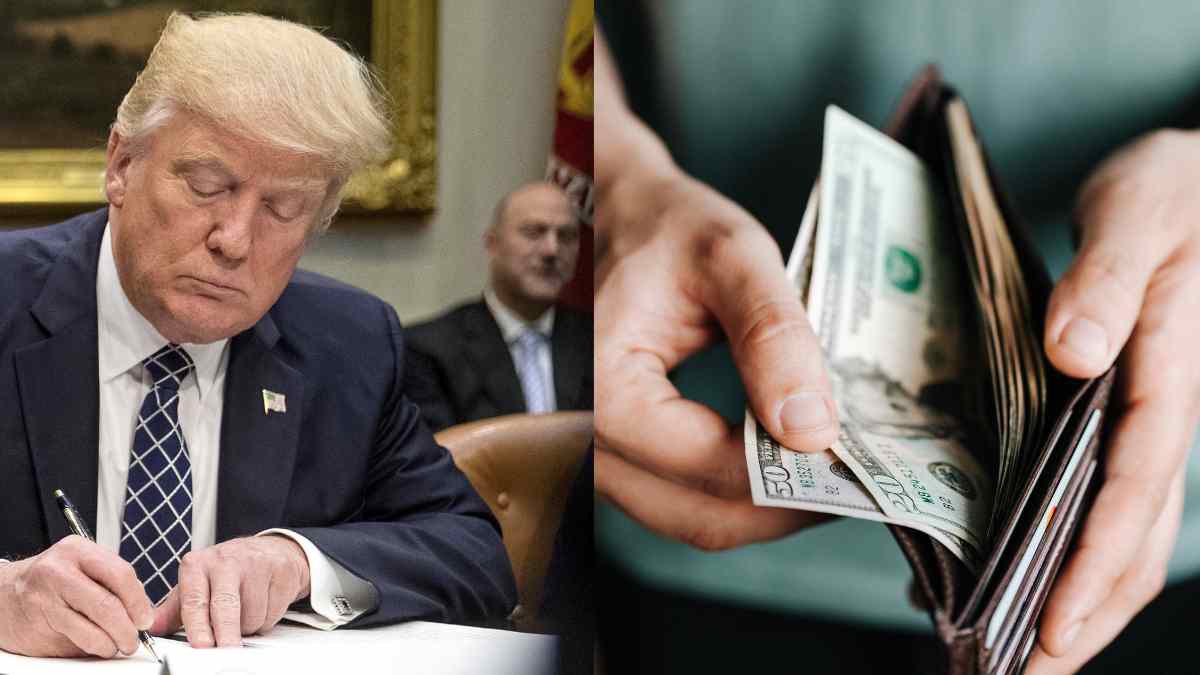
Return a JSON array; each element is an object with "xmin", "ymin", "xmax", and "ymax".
[{"xmin": 744, "ymin": 106, "xmax": 992, "ymax": 569}]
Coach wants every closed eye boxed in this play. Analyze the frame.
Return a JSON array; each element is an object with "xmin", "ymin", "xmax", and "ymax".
[
  {"xmin": 264, "ymin": 194, "xmax": 309, "ymax": 222},
  {"xmin": 264, "ymin": 201, "xmax": 300, "ymax": 222},
  {"xmin": 187, "ymin": 181, "xmax": 224, "ymax": 198}
]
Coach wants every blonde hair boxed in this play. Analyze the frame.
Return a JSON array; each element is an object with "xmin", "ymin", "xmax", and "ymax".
[{"xmin": 114, "ymin": 12, "xmax": 391, "ymax": 232}]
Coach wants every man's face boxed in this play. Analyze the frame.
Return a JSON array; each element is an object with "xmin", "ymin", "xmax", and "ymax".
[
  {"xmin": 105, "ymin": 111, "xmax": 331, "ymax": 344},
  {"xmin": 487, "ymin": 186, "xmax": 580, "ymax": 306}
]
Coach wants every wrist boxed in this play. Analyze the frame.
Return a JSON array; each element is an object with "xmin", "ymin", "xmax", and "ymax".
[
  {"xmin": 596, "ymin": 112, "xmax": 681, "ymax": 212},
  {"xmin": 596, "ymin": 150, "xmax": 689, "ymax": 250},
  {"xmin": 294, "ymin": 545, "xmax": 311, "ymax": 600},
  {"xmin": 264, "ymin": 535, "xmax": 311, "ymax": 601},
  {"xmin": 0, "ymin": 557, "xmax": 23, "ymax": 586},
  {"xmin": 0, "ymin": 559, "xmax": 26, "ymax": 649}
]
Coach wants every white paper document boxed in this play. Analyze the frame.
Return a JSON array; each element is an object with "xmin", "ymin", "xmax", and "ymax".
[{"xmin": 0, "ymin": 621, "xmax": 557, "ymax": 675}]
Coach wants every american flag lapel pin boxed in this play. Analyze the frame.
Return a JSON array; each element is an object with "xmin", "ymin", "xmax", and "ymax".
[{"xmin": 262, "ymin": 389, "xmax": 287, "ymax": 415}]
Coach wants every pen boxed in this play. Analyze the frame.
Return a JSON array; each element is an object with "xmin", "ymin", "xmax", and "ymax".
[{"xmin": 54, "ymin": 489, "xmax": 162, "ymax": 664}]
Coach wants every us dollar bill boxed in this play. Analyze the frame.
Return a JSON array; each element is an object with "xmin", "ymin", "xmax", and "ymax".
[
  {"xmin": 744, "ymin": 415, "xmax": 981, "ymax": 569},
  {"xmin": 809, "ymin": 105, "xmax": 992, "ymax": 552},
  {"xmin": 742, "ymin": 105, "xmax": 992, "ymax": 568}
]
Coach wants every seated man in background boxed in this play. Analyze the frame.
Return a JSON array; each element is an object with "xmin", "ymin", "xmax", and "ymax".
[
  {"xmin": 0, "ymin": 12, "xmax": 515, "ymax": 660},
  {"xmin": 405, "ymin": 182, "xmax": 593, "ymax": 432}
]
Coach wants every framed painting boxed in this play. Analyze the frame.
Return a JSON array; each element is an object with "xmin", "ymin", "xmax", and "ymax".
[{"xmin": 0, "ymin": 0, "xmax": 437, "ymax": 215}]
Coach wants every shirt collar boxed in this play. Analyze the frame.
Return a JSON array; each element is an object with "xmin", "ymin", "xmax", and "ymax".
[
  {"xmin": 483, "ymin": 288, "xmax": 555, "ymax": 344},
  {"xmin": 96, "ymin": 223, "xmax": 228, "ymax": 398}
]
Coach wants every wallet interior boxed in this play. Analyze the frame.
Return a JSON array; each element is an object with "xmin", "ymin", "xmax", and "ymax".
[{"xmin": 874, "ymin": 67, "xmax": 1117, "ymax": 675}]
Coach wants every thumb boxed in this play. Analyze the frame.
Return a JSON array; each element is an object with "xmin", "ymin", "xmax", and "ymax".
[
  {"xmin": 702, "ymin": 228, "xmax": 838, "ymax": 452},
  {"xmin": 150, "ymin": 589, "xmax": 182, "ymax": 636},
  {"xmin": 1044, "ymin": 227, "xmax": 1159, "ymax": 379}
]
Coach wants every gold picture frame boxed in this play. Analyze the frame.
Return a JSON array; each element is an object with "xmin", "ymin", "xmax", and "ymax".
[{"xmin": 0, "ymin": 0, "xmax": 437, "ymax": 215}]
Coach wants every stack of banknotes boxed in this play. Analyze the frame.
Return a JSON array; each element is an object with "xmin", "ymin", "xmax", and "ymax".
[{"xmin": 743, "ymin": 104, "xmax": 1047, "ymax": 573}]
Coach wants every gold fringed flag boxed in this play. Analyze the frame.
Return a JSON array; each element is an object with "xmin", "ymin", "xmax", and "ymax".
[{"xmin": 547, "ymin": 0, "xmax": 593, "ymax": 310}]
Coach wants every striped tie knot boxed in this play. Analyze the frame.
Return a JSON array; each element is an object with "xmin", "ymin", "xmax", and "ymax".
[{"xmin": 144, "ymin": 344, "xmax": 194, "ymax": 390}]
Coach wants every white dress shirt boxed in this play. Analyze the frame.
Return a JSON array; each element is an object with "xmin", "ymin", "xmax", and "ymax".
[
  {"xmin": 484, "ymin": 288, "xmax": 556, "ymax": 412},
  {"xmin": 94, "ymin": 224, "xmax": 371, "ymax": 629}
]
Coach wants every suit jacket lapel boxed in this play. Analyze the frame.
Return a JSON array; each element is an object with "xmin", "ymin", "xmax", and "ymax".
[
  {"xmin": 463, "ymin": 301, "xmax": 525, "ymax": 415},
  {"xmin": 215, "ymin": 315, "xmax": 304, "ymax": 540},
  {"xmin": 551, "ymin": 308, "xmax": 586, "ymax": 411},
  {"xmin": 15, "ymin": 212, "xmax": 106, "ymax": 545}
]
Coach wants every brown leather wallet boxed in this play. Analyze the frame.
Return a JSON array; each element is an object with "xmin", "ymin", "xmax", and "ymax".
[{"xmin": 873, "ymin": 66, "xmax": 1117, "ymax": 675}]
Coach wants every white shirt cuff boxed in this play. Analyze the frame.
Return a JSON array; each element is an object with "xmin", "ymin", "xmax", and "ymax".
[{"xmin": 257, "ymin": 528, "xmax": 375, "ymax": 630}]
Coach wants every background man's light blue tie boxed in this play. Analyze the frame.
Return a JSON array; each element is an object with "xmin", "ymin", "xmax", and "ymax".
[
  {"xmin": 514, "ymin": 329, "xmax": 551, "ymax": 414},
  {"xmin": 119, "ymin": 344, "xmax": 194, "ymax": 606}
]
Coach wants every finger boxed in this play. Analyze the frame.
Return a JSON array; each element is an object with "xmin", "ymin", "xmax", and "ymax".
[
  {"xmin": 597, "ymin": 223, "xmax": 758, "ymax": 497},
  {"xmin": 596, "ymin": 447, "xmax": 826, "ymax": 551},
  {"xmin": 1038, "ymin": 397, "xmax": 1189, "ymax": 655},
  {"xmin": 44, "ymin": 602, "xmax": 119, "ymax": 659},
  {"xmin": 208, "ymin": 557, "xmax": 243, "ymax": 647},
  {"xmin": 596, "ymin": 344, "xmax": 750, "ymax": 497},
  {"xmin": 178, "ymin": 554, "xmax": 214, "ymax": 648},
  {"xmin": 906, "ymin": 579, "xmax": 932, "ymax": 612},
  {"xmin": 1040, "ymin": 260, "xmax": 1200, "ymax": 658},
  {"xmin": 698, "ymin": 225, "xmax": 837, "ymax": 453},
  {"xmin": 1044, "ymin": 210, "xmax": 1167, "ymax": 378},
  {"xmin": 150, "ymin": 588, "xmax": 182, "ymax": 636},
  {"xmin": 595, "ymin": 255, "xmax": 752, "ymax": 498},
  {"xmin": 239, "ymin": 571, "xmax": 269, "ymax": 636},
  {"xmin": 1030, "ymin": 469, "xmax": 1184, "ymax": 673},
  {"xmin": 77, "ymin": 550, "xmax": 155, "ymax": 631},
  {"xmin": 1041, "ymin": 274, "xmax": 1200, "ymax": 654},
  {"xmin": 58, "ymin": 571, "xmax": 141, "ymax": 656},
  {"xmin": 259, "ymin": 571, "xmax": 294, "ymax": 634}
]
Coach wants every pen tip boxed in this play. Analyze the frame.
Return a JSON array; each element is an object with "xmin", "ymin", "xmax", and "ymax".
[{"xmin": 53, "ymin": 489, "xmax": 64, "ymax": 498}]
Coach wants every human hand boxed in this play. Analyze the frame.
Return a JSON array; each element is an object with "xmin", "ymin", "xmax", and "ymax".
[
  {"xmin": 151, "ymin": 535, "xmax": 310, "ymax": 647},
  {"xmin": 0, "ymin": 535, "xmax": 154, "ymax": 658},
  {"xmin": 594, "ymin": 168, "xmax": 838, "ymax": 551},
  {"xmin": 1029, "ymin": 128, "xmax": 1200, "ymax": 673},
  {"xmin": 593, "ymin": 29, "xmax": 836, "ymax": 552}
]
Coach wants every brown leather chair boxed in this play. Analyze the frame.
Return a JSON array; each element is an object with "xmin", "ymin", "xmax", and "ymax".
[{"xmin": 435, "ymin": 411, "xmax": 593, "ymax": 629}]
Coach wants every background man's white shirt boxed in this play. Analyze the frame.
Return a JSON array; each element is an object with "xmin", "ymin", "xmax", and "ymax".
[
  {"xmin": 95, "ymin": 224, "xmax": 371, "ymax": 629},
  {"xmin": 483, "ymin": 288, "xmax": 556, "ymax": 412}
]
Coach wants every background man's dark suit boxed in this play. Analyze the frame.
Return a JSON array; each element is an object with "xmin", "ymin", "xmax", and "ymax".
[
  {"xmin": 0, "ymin": 210, "xmax": 517, "ymax": 625},
  {"xmin": 403, "ymin": 299, "xmax": 593, "ymax": 431}
]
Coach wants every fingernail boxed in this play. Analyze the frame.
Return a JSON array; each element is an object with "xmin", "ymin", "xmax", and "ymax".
[
  {"xmin": 779, "ymin": 393, "xmax": 832, "ymax": 432},
  {"xmin": 1059, "ymin": 317, "xmax": 1108, "ymax": 365},
  {"xmin": 192, "ymin": 632, "xmax": 213, "ymax": 648},
  {"xmin": 1062, "ymin": 621, "xmax": 1082, "ymax": 649}
]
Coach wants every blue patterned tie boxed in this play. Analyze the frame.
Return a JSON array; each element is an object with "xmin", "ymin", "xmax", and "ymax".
[
  {"xmin": 514, "ymin": 329, "xmax": 551, "ymax": 414},
  {"xmin": 119, "ymin": 344, "xmax": 194, "ymax": 606}
]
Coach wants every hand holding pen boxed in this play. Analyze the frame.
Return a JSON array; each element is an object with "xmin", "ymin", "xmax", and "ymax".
[
  {"xmin": 0, "ymin": 491, "xmax": 158, "ymax": 660},
  {"xmin": 56, "ymin": 490, "xmax": 161, "ymax": 663}
]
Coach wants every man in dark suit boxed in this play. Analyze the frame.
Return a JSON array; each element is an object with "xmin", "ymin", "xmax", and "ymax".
[
  {"xmin": 405, "ymin": 182, "xmax": 593, "ymax": 432},
  {"xmin": 0, "ymin": 13, "xmax": 514, "ymax": 660}
]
